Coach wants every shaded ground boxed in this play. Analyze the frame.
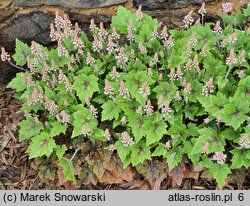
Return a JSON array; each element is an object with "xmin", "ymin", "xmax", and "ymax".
[{"xmin": 0, "ymin": 85, "xmax": 249, "ymax": 190}]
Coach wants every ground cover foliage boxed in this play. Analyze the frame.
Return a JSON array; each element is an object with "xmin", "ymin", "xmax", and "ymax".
[{"xmin": 1, "ymin": 2, "xmax": 250, "ymax": 188}]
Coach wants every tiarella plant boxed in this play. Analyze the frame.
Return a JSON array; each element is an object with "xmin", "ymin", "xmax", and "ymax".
[{"xmin": 1, "ymin": 2, "xmax": 250, "ymax": 188}]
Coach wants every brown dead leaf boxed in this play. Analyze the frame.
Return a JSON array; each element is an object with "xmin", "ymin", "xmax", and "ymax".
[
  {"xmin": 99, "ymin": 156, "xmax": 135, "ymax": 184},
  {"xmin": 79, "ymin": 164, "xmax": 98, "ymax": 185},
  {"xmin": 92, "ymin": 159, "xmax": 106, "ymax": 179},
  {"xmin": 38, "ymin": 163, "xmax": 55, "ymax": 183},
  {"xmin": 200, "ymin": 168, "xmax": 214, "ymax": 182},
  {"xmin": 188, "ymin": 164, "xmax": 203, "ymax": 180},
  {"xmin": 136, "ymin": 160, "xmax": 167, "ymax": 189},
  {"xmin": 153, "ymin": 173, "xmax": 167, "ymax": 190},
  {"xmin": 227, "ymin": 167, "xmax": 246, "ymax": 189},
  {"xmin": 63, "ymin": 181, "xmax": 75, "ymax": 190},
  {"xmin": 126, "ymin": 180, "xmax": 151, "ymax": 190},
  {"xmin": 57, "ymin": 167, "xmax": 65, "ymax": 186},
  {"xmin": 74, "ymin": 164, "xmax": 81, "ymax": 176},
  {"xmin": 169, "ymin": 162, "xmax": 187, "ymax": 187}
]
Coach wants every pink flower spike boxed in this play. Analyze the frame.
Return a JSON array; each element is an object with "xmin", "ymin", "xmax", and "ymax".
[
  {"xmin": 1, "ymin": 47, "xmax": 10, "ymax": 62},
  {"xmin": 198, "ymin": 2, "xmax": 207, "ymax": 16},
  {"xmin": 222, "ymin": 2, "xmax": 233, "ymax": 13},
  {"xmin": 136, "ymin": 5, "xmax": 143, "ymax": 20},
  {"xmin": 213, "ymin": 152, "xmax": 227, "ymax": 164},
  {"xmin": 183, "ymin": 10, "xmax": 194, "ymax": 28}
]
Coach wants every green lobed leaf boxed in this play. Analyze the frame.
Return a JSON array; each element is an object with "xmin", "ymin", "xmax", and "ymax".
[
  {"xmin": 7, "ymin": 72, "xmax": 29, "ymax": 92},
  {"xmin": 184, "ymin": 104, "xmax": 199, "ymax": 120},
  {"xmin": 210, "ymin": 164, "xmax": 231, "ymax": 188},
  {"xmin": 48, "ymin": 49, "xmax": 71, "ymax": 67},
  {"xmin": 18, "ymin": 117, "xmax": 43, "ymax": 141},
  {"xmin": 243, "ymin": 6, "xmax": 250, "ymax": 17},
  {"xmin": 111, "ymin": 6, "xmax": 138, "ymax": 34},
  {"xmin": 89, "ymin": 128, "xmax": 106, "ymax": 142},
  {"xmin": 152, "ymin": 143, "xmax": 168, "ymax": 157},
  {"xmin": 55, "ymin": 145, "xmax": 67, "ymax": 159},
  {"xmin": 124, "ymin": 70, "xmax": 154, "ymax": 105},
  {"xmin": 188, "ymin": 80, "xmax": 203, "ymax": 103},
  {"xmin": 114, "ymin": 140, "xmax": 131, "ymax": 164},
  {"xmin": 218, "ymin": 97, "xmax": 250, "ymax": 130},
  {"xmin": 128, "ymin": 114, "xmax": 149, "ymax": 142},
  {"xmin": 217, "ymin": 76, "xmax": 229, "ymax": 90},
  {"xmin": 73, "ymin": 74, "xmax": 99, "ymax": 104},
  {"xmin": 117, "ymin": 100, "xmax": 139, "ymax": 117},
  {"xmin": 166, "ymin": 149, "xmax": 183, "ymax": 171},
  {"xmin": 27, "ymin": 132, "xmax": 57, "ymax": 158},
  {"xmin": 198, "ymin": 92, "xmax": 229, "ymax": 117},
  {"xmin": 71, "ymin": 107, "xmax": 98, "ymax": 138},
  {"xmin": 193, "ymin": 127, "xmax": 225, "ymax": 155},
  {"xmin": 236, "ymin": 12, "xmax": 245, "ymax": 25},
  {"xmin": 235, "ymin": 76, "xmax": 250, "ymax": 102},
  {"xmin": 183, "ymin": 140, "xmax": 200, "ymax": 164},
  {"xmin": 230, "ymin": 149, "xmax": 249, "ymax": 169},
  {"xmin": 130, "ymin": 140, "xmax": 151, "ymax": 166},
  {"xmin": 101, "ymin": 100, "xmax": 121, "ymax": 121},
  {"xmin": 145, "ymin": 114, "xmax": 167, "ymax": 145},
  {"xmin": 167, "ymin": 119, "xmax": 187, "ymax": 146},
  {"xmin": 203, "ymin": 54, "xmax": 226, "ymax": 78},
  {"xmin": 220, "ymin": 128, "xmax": 239, "ymax": 141},
  {"xmin": 153, "ymin": 82, "xmax": 177, "ymax": 102},
  {"xmin": 202, "ymin": 157, "xmax": 231, "ymax": 188},
  {"xmin": 168, "ymin": 49, "xmax": 187, "ymax": 69},
  {"xmin": 136, "ymin": 15, "xmax": 158, "ymax": 43},
  {"xmin": 12, "ymin": 39, "xmax": 32, "ymax": 66},
  {"xmin": 50, "ymin": 121, "xmax": 67, "ymax": 137}
]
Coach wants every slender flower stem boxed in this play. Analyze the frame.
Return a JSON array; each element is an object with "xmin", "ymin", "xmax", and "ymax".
[
  {"xmin": 222, "ymin": 13, "xmax": 226, "ymax": 29},
  {"xmin": 224, "ymin": 65, "xmax": 232, "ymax": 80},
  {"xmin": 167, "ymin": 47, "xmax": 171, "ymax": 57},
  {"xmin": 70, "ymin": 149, "xmax": 79, "ymax": 161},
  {"xmin": 217, "ymin": 122, "xmax": 220, "ymax": 131},
  {"xmin": 7, "ymin": 60, "xmax": 26, "ymax": 72},
  {"xmin": 215, "ymin": 34, "xmax": 220, "ymax": 50},
  {"xmin": 69, "ymin": 91, "xmax": 77, "ymax": 101}
]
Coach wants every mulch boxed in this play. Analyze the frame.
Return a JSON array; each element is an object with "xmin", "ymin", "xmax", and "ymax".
[
  {"xmin": 0, "ymin": 85, "xmax": 249, "ymax": 190},
  {"xmin": 0, "ymin": 86, "xmax": 41, "ymax": 189}
]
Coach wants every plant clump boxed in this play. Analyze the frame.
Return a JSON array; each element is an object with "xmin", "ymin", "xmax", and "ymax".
[{"xmin": 1, "ymin": 3, "xmax": 250, "ymax": 188}]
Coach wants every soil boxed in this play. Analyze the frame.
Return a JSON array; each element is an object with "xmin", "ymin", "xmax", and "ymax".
[{"xmin": 0, "ymin": 85, "xmax": 249, "ymax": 190}]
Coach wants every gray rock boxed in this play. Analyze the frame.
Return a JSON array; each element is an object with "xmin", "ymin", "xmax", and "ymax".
[
  {"xmin": 133, "ymin": 0, "xmax": 218, "ymax": 10},
  {"xmin": 0, "ymin": 10, "xmax": 113, "ymax": 52},
  {"xmin": 69, "ymin": 12, "xmax": 112, "ymax": 36},
  {"xmin": 0, "ymin": 61, "xmax": 16, "ymax": 85},
  {"xmin": 0, "ymin": 1, "xmax": 15, "ymax": 23},
  {"xmin": 0, "ymin": 11, "xmax": 54, "ymax": 51},
  {"xmin": 145, "ymin": 9, "xmax": 220, "ymax": 29},
  {"xmin": 13, "ymin": 0, "xmax": 127, "ymax": 9},
  {"xmin": 0, "ymin": 10, "xmax": 113, "ymax": 84}
]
